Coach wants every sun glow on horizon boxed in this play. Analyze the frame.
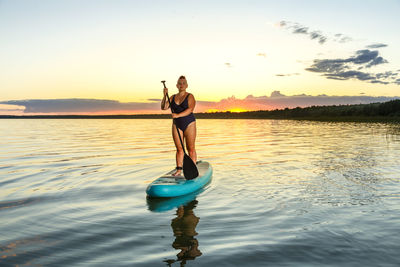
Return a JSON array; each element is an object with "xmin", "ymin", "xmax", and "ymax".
[{"xmin": 226, "ymin": 108, "xmax": 249, "ymax": 113}]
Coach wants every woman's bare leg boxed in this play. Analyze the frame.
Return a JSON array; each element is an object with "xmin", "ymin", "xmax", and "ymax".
[
  {"xmin": 172, "ymin": 123, "xmax": 184, "ymax": 176},
  {"xmin": 184, "ymin": 122, "xmax": 197, "ymax": 164}
]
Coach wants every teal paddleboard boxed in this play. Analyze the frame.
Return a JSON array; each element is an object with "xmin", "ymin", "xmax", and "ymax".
[{"xmin": 146, "ymin": 161, "xmax": 212, "ymax": 198}]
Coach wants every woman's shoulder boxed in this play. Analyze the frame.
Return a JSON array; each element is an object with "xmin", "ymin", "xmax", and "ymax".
[{"xmin": 188, "ymin": 93, "xmax": 195, "ymax": 102}]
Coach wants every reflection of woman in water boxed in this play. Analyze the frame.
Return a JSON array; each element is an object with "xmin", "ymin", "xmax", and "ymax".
[{"xmin": 165, "ymin": 200, "xmax": 202, "ymax": 266}]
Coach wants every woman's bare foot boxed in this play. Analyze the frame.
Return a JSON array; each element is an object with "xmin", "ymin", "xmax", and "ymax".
[{"xmin": 172, "ymin": 167, "xmax": 183, "ymax": 176}]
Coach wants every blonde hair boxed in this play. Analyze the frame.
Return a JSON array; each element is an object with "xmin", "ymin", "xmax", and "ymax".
[{"xmin": 177, "ymin": 75, "xmax": 188, "ymax": 86}]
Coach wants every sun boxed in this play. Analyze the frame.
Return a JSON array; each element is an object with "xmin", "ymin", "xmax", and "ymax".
[{"xmin": 226, "ymin": 108, "xmax": 248, "ymax": 113}]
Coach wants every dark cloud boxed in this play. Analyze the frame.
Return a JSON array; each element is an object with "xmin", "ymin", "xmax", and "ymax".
[
  {"xmin": 353, "ymin": 50, "xmax": 381, "ymax": 64},
  {"xmin": 279, "ymin": 20, "xmax": 351, "ymax": 45},
  {"xmin": 310, "ymin": 31, "xmax": 327, "ymax": 44},
  {"xmin": 334, "ymin": 33, "xmax": 352, "ymax": 43},
  {"xmin": 334, "ymin": 69, "xmax": 397, "ymax": 84},
  {"xmin": 369, "ymin": 80, "xmax": 390, "ymax": 85},
  {"xmin": 375, "ymin": 71, "xmax": 398, "ymax": 79},
  {"xmin": 275, "ymin": 73, "xmax": 300, "ymax": 77},
  {"xmin": 0, "ymin": 99, "xmax": 161, "ymax": 114},
  {"xmin": 366, "ymin": 56, "xmax": 387, "ymax": 68},
  {"xmin": 324, "ymin": 70, "xmax": 375, "ymax": 81},
  {"xmin": 293, "ymin": 26, "xmax": 309, "ymax": 34},
  {"xmin": 306, "ymin": 49, "xmax": 398, "ymax": 85},
  {"xmin": 366, "ymin": 43, "xmax": 388, "ymax": 49}
]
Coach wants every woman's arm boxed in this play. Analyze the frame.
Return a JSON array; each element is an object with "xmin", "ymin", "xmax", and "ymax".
[{"xmin": 173, "ymin": 94, "xmax": 196, "ymax": 118}]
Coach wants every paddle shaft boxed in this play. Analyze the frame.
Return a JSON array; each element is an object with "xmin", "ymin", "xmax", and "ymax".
[{"xmin": 162, "ymin": 81, "xmax": 187, "ymax": 155}]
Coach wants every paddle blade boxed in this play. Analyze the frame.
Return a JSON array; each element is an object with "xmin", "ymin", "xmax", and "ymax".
[{"xmin": 183, "ymin": 154, "xmax": 199, "ymax": 180}]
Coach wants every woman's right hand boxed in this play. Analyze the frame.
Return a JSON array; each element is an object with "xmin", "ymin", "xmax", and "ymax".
[{"xmin": 163, "ymin": 87, "xmax": 168, "ymax": 96}]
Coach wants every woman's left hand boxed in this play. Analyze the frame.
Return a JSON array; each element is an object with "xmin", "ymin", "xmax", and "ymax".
[{"xmin": 172, "ymin": 113, "xmax": 179, "ymax": 119}]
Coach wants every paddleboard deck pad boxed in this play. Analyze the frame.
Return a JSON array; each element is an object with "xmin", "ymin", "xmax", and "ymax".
[{"xmin": 146, "ymin": 161, "xmax": 212, "ymax": 198}]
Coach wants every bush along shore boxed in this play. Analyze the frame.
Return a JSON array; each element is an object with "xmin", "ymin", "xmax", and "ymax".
[{"xmin": 1, "ymin": 99, "xmax": 400, "ymax": 122}]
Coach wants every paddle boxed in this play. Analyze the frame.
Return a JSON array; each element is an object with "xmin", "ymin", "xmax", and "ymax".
[{"xmin": 162, "ymin": 80, "xmax": 199, "ymax": 180}]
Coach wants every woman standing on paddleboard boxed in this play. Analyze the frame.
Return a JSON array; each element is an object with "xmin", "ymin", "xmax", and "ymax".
[{"xmin": 161, "ymin": 76, "xmax": 197, "ymax": 176}]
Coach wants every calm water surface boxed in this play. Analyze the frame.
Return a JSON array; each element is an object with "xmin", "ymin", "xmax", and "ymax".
[{"xmin": 1, "ymin": 119, "xmax": 400, "ymax": 266}]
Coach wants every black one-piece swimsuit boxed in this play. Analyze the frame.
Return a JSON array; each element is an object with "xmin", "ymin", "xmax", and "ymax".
[{"xmin": 171, "ymin": 94, "xmax": 196, "ymax": 132}]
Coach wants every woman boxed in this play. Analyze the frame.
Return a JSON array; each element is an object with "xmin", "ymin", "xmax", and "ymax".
[{"xmin": 161, "ymin": 76, "xmax": 197, "ymax": 176}]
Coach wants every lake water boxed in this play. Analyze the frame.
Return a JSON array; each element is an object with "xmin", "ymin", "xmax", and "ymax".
[{"xmin": 1, "ymin": 119, "xmax": 400, "ymax": 266}]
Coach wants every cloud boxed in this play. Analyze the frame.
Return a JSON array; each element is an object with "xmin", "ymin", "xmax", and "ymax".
[
  {"xmin": 279, "ymin": 20, "xmax": 351, "ymax": 45},
  {"xmin": 333, "ymin": 33, "xmax": 353, "ymax": 43},
  {"xmin": 0, "ymin": 104, "xmax": 25, "ymax": 115},
  {"xmin": 275, "ymin": 73, "xmax": 300, "ymax": 77},
  {"xmin": 366, "ymin": 43, "xmax": 388, "ymax": 49},
  {"xmin": 324, "ymin": 70, "xmax": 376, "ymax": 81},
  {"xmin": 293, "ymin": 26, "xmax": 308, "ymax": 34},
  {"xmin": 279, "ymin": 21, "xmax": 287, "ymax": 27},
  {"xmin": 270, "ymin": 91, "xmax": 285, "ymax": 97},
  {"xmin": 0, "ymin": 99, "xmax": 161, "ymax": 114},
  {"xmin": 309, "ymin": 31, "xmax": 327, "ymax": 44},
  {"xmin": 0, "ymin": 98, "xmax": 219, "ymax": 115},
  {"xmin": 2, "ymin": 93, "xmax": 400, "ymax": 115},
  {"xmin": 306, "ymin": 49, "xmax": 399, "ymax": 85},
  {"xmin": 201, "ymin": 92, "xmax": 399, "ymax": 111},
  {"xmin": 375, "ymin": 71, "xmax": 398, "ymax": 79}
]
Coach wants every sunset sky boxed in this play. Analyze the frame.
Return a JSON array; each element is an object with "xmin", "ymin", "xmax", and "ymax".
[{"xmin": 1, "ymin": 0, "xmax": 400, "ymax": 114}]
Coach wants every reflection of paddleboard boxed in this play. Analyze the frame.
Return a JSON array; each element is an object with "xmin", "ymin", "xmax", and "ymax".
[
  {"xmin": 146, "ymin": 188, "xmax": 204, "ymax": 212},
  {"xmin": 146, "ymin": 161, "xmax": 212, "ymax": 198}
]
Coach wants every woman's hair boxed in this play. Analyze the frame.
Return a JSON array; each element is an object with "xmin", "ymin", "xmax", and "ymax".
[{"xmin": 179, "ymin": 75, "xmax": 186, "ymax": 80}]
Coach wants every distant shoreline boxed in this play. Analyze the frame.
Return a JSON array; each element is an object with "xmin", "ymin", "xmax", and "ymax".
[
  {"xmin": 1, "ymin": 114, "xmax": 399, "ymax": 123},
  {"xmin": 1, "ymin": 100, "xmax": 400, "ymax": 123}
]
